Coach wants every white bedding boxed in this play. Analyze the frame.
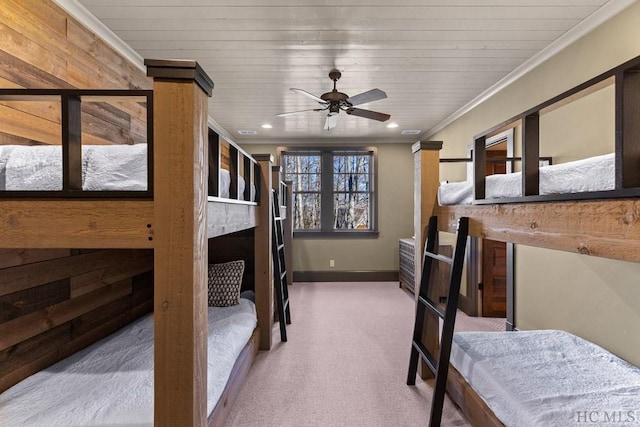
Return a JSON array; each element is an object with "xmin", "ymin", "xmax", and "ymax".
[
  {"xmin": 0, "ymin": 299, "xmax": 257, "ymax": 427},
  {"xmin": 450, "ymin": 330, "xmax": 640, "ymax": 427},
  {"xmin": 219, "ymin": 169, "xmax": 255, "ymax": 201},
  {"xmin": 0, "ymin": 144, "xmax": 148, "ymax": 191},
  {"xmin": 438, "ymin": 153, "xmax": 615, "ymax": 205},
  {"xmin": 0, "ymin": 144, "xmax": 257, "ymax": 201}
]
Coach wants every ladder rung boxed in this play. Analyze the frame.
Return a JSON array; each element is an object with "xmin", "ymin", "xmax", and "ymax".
[
  {"xmin": 412, "ymin": 341, "xmax": 437, "ymax": 374},
  {"xmin": 278, "ymin": 243, "xmax": 285, "ymax": 251},
  {"xmin": 424, "ymin": 251, "xmax": 453, "ymax": 265},
  {"xmin": 418, "ymin": 295, "xmax": 445, "ymax": 319},
  {"xmin": 281, "ymin": 271, "xmax": 287, "ymax": 280},
  {"xmin": 275, "ymin": 216, "xmax": 283, "ymax": 221}
]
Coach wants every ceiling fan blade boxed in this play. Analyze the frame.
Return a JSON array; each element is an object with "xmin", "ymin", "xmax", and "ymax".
[
  {"xmin": 324, "ymin": 112, "xmax": 339, "ymax": 131},
  {"xmin": 276, "ymin": 108, "xmax": 324, "ymax": 117},
  {"xmin": 346, "ymin": 88, "xmax": 387, "ymax": 106},
  {"xmin": 346, "ymin": 107, "xmax": 390, "ymax": 122},
  {"xmin": 290, "ymin": 88, "xmax": 326, "ymax": 104}
]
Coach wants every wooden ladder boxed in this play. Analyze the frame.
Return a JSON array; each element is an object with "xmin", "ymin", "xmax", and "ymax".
[
  {"xmin": 407, "ymin": 215, "xmax": 469, "ymax": 427},
  {"xmin": 271, "ymin": 189, "xmax": 291, "ymax": 342}
]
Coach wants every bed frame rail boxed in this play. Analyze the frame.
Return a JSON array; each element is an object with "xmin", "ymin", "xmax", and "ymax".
[
  {"xmin": 0, "ymin": 88, "xmax": 153, "ymax": 198},
  {"xmin": 472, "ymin": 55, "xmax": 640, "ymax": 204}
]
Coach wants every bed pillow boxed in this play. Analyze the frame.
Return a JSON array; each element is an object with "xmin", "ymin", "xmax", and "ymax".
[{"xmin": 208, "ymin": 260, "xmax": 245, "ymax": 307}]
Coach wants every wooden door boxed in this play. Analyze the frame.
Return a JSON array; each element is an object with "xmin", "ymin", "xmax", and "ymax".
[
  {"xmin": 482, "ymin": 239, "xmax": 507, "ymax": 317},
  {"xmin": 482, "ymin": 149, "xmax": 507, "ymax": 317}
]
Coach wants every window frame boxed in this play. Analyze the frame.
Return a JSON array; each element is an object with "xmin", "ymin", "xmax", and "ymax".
[{"xmin": 279, "ymin": 146, "xmax": 379, "ymax": 238}]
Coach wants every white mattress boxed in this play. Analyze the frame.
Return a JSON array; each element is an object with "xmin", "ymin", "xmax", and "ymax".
[
  {"xmin": 450, "ymin": 330, "xmax": 640, "ymax": 427},
  {"xmin": 0, "ymin": 299, "xmax": 257, "ymax": 427},
  {"xmin": 219, "ymin": 169, "xmax": 255, "ymax": 201},
  {"xmin": 438, "ymin": 153, "xmax": 615, "ymax": 205},
  {"xmin": 0, "ymin": 144, "xmax": 148, "ymax": 191}
]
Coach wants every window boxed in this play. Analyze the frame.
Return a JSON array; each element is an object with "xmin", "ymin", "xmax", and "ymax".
[{"xmin": 281, "ymin": 147, "xmax": 377, "ymax": 237}]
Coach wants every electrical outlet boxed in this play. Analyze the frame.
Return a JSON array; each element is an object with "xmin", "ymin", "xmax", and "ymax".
[{"xmin": 329, "ymin": 259, "xmax": 335, "ymax": 267}]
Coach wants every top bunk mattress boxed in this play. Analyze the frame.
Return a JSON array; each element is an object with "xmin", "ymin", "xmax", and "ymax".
[
  {"xmin": 450, "ymin": 330, "xmax": 640, "ymax": 427},
  {"xmin": 438, "ymin": 153, "xmax": 615, "ymax": 205},
  {"xmin": 0, "ymin": 299, "xmax": 257, "ymax": 427},
  {"xmin": 0, "ymin": 144, "xmax": 148, "ymax": 191}
]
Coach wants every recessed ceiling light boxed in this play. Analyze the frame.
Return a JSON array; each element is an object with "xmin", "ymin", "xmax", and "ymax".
[
  {"xmin": 401, "ymin": 129, "xmax": 422, "ymax": 135},
  {"xmin": 386, "ymin": 122, "xmax": 399, "ymax": 128},
  {"xmin": 238, "ymin": 130, "xmax": 257, "ymax": 135},
  {"xmin": 261, "ymin": 124, "xmax": 273, "ymax": 129}
]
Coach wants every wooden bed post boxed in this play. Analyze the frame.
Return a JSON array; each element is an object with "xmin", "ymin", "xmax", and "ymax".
[
  {"xmin": 412, "ymin": 140, "xmax": 443, "ymax": 379},
  {"xmin": 413, "ymin": 141, "xmax": 443, "ymax": 288},
  {"xmin": 146, "ymin": 59, "xmax": 214, "ymax": 427},
  {"xmin": 254, "ymin": 154, "xmax": 274, "ymax": 350}
]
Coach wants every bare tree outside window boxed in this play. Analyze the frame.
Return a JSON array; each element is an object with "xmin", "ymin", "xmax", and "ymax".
[
  {"xmin": 282, "ymin": 148, "xmax": 376, "ymax": 236},
  {"xmin": 283, "ymin": 152, "xmax": 321, "ymax": 230}
]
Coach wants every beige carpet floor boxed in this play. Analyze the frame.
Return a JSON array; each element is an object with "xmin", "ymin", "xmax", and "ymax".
[{"xmin": 225, "ymin": 281, "xmax": 504, "ymax": 427}]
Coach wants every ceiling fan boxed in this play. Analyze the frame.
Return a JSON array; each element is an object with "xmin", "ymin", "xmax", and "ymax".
[{"xmin": 277, "ymin": 69, "xmax": 390, "ymax": 130}]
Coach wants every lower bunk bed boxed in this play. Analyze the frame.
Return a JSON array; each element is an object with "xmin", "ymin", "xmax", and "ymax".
[
  {"xmin": 0, "ymin": 298, "xmax": 258, "ymax": 427},
  {"xmin": 447, "ymin": 330, "xmax": 640, "ymax": 427}
]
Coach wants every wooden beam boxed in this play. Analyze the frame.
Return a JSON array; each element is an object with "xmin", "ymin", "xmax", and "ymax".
[
  {"xmin": 206, "ymin": 200, "xmax": 257, "ymax": 238},
  {"xmin": 437, "ymin": 199, "xmax": 640, "ymax": 263},
  {"xmin": 148, "ymin": 59, "xmax": 213, "ymax": 427},
  {"xmin": 0, "ymin": 200, "xmax": 154, "ymax": 248},
  {"xmin": 412, "ymin": 141, "xmax": 442, "ymax": 292},
  {"xmin": 253, "ymin": 154, "xmax": 273, "ymax": 350}
]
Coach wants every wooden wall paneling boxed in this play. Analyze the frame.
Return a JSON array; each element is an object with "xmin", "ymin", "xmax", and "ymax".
[
  {"xmin": 0, "ymin": 102, "xmax": 61, "ymax": 145},
  {"xmin": 253, "ymin": 154, "xmax": 274, "ymax": 350},
  {"xmin": 8, "ymin": 0, "xmax": 67, "ymax": 37},
  {"xmin": 220, "ymin": 139, "xmax": 231, "ymax": 171},
  {"xmin": 0, "ymin": 248, "xmax": 70, "ymax": 269},
  {"xmin": 148, "ymin": 59, "xmax": 213, "ymax": 427},
  {"xmin": 71, "ymin": 283, "xmax": 133, "ymax": 337},
  {"xmin": 0, "ymin": 249, "xmax": 149, "ymax": 297},
  {"xmin": 0, "ymin": 280, "xmax": 132, "ymax": 352},
  {"xmin": 208, "ymin": 230, "xmax": 256, "ymax": 293},
  {"xmin": 1, "ymin": 0, "xmax": 152, "ymax": 151},
  {"xmin": 0, "ymin": 278, "xmax": 69, "ymax": 323},
  {"xmin": 65, "ymin": 18, "xmax": 151, "ymax": 90},
  {"xmin": 70, "ymin": 252, "xmax": 153, "ymax": 298},
  {"xmin": 0, "ymin": 7, "xmax": 68, "ymax": 81},
  {"xmin": 0, "ymin": 49, "xmax": 71, "ymax": 90},
  {"xmin": 0, "ymin": 323, "xmax": 72, "ymax": 392}
]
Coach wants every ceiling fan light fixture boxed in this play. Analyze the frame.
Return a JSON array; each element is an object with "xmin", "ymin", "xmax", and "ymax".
[
  {"xmin": 278, "ymin": 69, "xmax": 389, "ymax": 130},
  {"xmin": 261, "ymin": 123, "xmax": 273, "ymax": 129},
  {"xmin": 387, "ymin": 122, "xmax": 399, "ymax": 128}
]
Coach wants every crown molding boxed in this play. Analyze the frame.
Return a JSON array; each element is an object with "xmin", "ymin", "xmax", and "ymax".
[{"xmin": 424, "ymin": 0, "xmax": 638, "ymax": 139}]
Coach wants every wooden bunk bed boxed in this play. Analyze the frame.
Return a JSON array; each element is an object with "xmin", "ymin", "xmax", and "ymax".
[
  {"xmin": 0, "ymin": 59, "xmax": 289, "ymax": 426},
  {"xmin": 412, "ymin": 55, "xmax": 640, "ymax": 426}
]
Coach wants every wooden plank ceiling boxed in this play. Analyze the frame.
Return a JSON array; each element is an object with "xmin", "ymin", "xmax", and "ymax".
[{"xmin": 76, "ymin": 0, "xmax": 612, "ymax": 143}]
